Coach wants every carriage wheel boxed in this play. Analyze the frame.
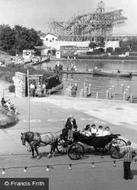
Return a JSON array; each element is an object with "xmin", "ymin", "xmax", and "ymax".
[
  {"xmin": 110, "ymin": 138, "xmax": 127, "ymax": 159},
  {"xmin": 110, "ymin": 146, "xmax": 125, "ymax": 159},
  {"xmin": 68, "ymin": 143, "xmax": 85, "ymax": 160},
  {"xmin": 56, "ymin": 139, "xmax": 69, "ymax": 154}
]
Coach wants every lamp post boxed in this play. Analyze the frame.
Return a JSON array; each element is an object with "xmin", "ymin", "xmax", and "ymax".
[{"xmin": 27, "ymin": 69, "xmax": 30, "ymax": 131}]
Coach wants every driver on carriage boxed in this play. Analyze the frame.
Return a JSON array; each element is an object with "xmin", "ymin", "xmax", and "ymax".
[{"xmin": 61, "ymin": 116, "xmax": 78, "ymax": 141}]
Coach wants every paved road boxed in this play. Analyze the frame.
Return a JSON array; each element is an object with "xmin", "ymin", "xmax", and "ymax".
[{"xmin": 0, "ymin": 92, "xmax": 137, "ymax": 190}]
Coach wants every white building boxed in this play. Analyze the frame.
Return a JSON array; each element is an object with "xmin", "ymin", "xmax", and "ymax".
[
  {"xmin": 104, "ymin": 40, "xmax": 120, "ymax": 51},
  {"xmin": 22, "ymin": 49, "xmax": 35, "ymax": 61},
  {"xmin": 42, "ymin": 33, "xmax": 90, "ymax": 50},
  {"xmin": 41, "ymin": 33, "xmax": 58, "ymax": 44},
  {"xmin": 40, "ymin": 33, "xmax": 90, "ymax": 58}
]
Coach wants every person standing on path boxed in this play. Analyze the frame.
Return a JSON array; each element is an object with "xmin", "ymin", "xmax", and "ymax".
[{"xmin": 121, "ymin": 140, "xmax": 137, "ymax": 180}]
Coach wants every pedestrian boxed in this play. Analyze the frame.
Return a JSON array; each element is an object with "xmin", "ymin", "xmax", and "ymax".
[
  {"xmin": 35, "ymin": 82, "xmax": 42, "ymax": 97},
  {"xmin": 30, "ymin": 82, "xmax": 35, "ymax": 97},
  {"xmin": 71, "ymin": 83, "xmax": 78, "ymax": 97},
  {"xmin": 1, "ymin": 97, "xmax": 6, "ymax": 107},
  {"xmin": 122, "ymin": 140, "xmax": 136, "ymax": 180},
  {"xmin": 42, "ymin": 83, "xmax": 46, "ymax": 96}
]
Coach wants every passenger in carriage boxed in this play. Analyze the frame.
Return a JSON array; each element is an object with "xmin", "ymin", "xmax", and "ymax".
[
  {"xmin": 96, "ymin": 125, "xmax": 104, "ymax": 136},
  {"xmin": 81, "ymin": 124, "xmax": 92, "ymax": 136},
  {"xmin": 102, "ymin": 126, "xmax": 111, "ymax": 136},
  {"xmin": 90, "ymin": 124, "xmax": 97, "ymax": 136}
]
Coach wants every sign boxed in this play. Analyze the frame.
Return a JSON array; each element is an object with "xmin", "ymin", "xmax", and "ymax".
[
  {"xmin": 0, "ymin": 178, "xmax": 49, "ymax": 190},
  {"xmin": 60, "ymin": 46, "xmax": 89, "ymax": 50}
]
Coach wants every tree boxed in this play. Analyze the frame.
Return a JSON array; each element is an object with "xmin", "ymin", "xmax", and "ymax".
[
  {"xmin": 89, "ymin": 42, "xmax": 98, "ymax": 49},
  {"xmin": 0, "ymin": 25, "xmax": 15, "ymax": 52},
  {"xmin": 96, "ymin": 36, "xmax": 105, "ymax": 47},
  {"xmin": 13, "ymin": 25, "xmax": 43, "ymax": 54},
  {"xmin": 0, "ymin": 24, "xmax": 43, "ymax": 55}
]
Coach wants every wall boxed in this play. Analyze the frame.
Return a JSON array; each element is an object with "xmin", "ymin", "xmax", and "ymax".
[
  {"xmin": 13, "ymin": 72, "xmax": 27, "ymax": 97},
  {"xmin": 43, "ymin": 40, "xmax": 90, "ymax": 50}
]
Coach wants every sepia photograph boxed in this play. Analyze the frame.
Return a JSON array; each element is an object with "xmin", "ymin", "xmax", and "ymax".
[{"xmin": 0, "ymin": 0, "xmax": 137, "ymax": 189}]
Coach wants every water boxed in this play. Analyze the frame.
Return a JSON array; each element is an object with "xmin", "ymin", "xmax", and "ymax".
[{"xmin": 35, "ymin": 59, "xmax": 137, "ymax": 99}]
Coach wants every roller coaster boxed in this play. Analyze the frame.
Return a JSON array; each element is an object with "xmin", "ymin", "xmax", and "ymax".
[{"xmin": 49, "ymin": 1, "xmax": 127, "ymax": 41}]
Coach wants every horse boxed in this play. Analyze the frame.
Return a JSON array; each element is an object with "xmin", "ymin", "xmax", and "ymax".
[{"xmin": 21, "ymin": 131, "xmax": 60, "ymax": 159}]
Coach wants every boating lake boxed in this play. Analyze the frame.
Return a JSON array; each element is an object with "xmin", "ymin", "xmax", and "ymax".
[{"xmin": 35, "ymin": 59, "xmax": 137, "ymax": 100}]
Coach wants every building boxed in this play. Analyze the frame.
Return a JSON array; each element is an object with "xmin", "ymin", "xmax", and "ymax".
[
  {"xmin": 23, "ymin": 50, "xmax": 35, "ymax": 62},
  {"xmin": 104, "ymin": 40, "xmax": 120, "ymax": 51},
  {"xmin": 41, "ymin": 33, "xmax": 58, "ymax": 44},
  {"xmin": 40, "ymin": 33, "xmax": 90, "ymax": 58}
]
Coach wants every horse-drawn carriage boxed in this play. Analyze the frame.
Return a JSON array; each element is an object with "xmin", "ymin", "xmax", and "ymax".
[
  {"xmin": 21, "ymin": 129, "xmax": 127, "ymax": 160},
  {"xmin": 57, "ymin": 131, "xmax": 127, "ymax": 160}
]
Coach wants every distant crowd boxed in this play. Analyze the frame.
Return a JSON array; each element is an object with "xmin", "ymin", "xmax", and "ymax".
[{"xmin": 29, "ymin": 82, "xmax": 47, "ymax": 97}]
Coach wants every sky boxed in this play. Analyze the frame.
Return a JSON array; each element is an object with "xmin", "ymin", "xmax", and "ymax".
[{"xmin": 0, "ymin": 0, "xmax": 137, "ymax": 35}]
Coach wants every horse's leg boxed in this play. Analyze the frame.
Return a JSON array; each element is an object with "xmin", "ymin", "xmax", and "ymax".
[
  {"xmin": 34, "ymin": 143, "xmax": 40, "ymax": 159},
  {"xmin": 35, "ymin": 146, "xmax": 40, "ymax": 159},
  {"xmin": 47, "ymin": 142, "xmax": 57, "ymax": 158},
  {"xmin": 47, "ymin": 145, "xmax": 52, "ymax": 158},
  {"xmin": 52, "ymin": 143, "xmax": 56, "ymax": 157},
  {"xmin": 31, "ymin": 146, "xmax": 35, "ymax": 159},
  {"xmin": 52, "ymin": 139, "xmax": 59, "ymax": 157}
]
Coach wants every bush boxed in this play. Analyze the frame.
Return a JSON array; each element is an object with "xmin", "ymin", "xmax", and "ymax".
[
  {"xmin": 9, "ymin": 84, "xmax": 15, "ymax": 93},
  {"xmin": 114, "ymin": 48, "xmax": 122, "ymax": 54},
  {"xmin": 106, "ymin": 47, "xmax": 113, "ymax": 53}
]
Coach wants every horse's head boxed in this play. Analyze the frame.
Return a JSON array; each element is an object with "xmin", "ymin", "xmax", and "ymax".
[{"xmin": 21, "ymin": 132, "xmax": 26, "ymax": 145}]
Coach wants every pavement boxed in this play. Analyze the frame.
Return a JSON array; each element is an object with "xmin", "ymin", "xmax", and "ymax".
[
  {"xmin": 33, "ymin": 95, "xmax": 137, "ymax": 147},
  {"xmin": 1, "ymin": 83, "xmax": 137, "ymax": 189}
]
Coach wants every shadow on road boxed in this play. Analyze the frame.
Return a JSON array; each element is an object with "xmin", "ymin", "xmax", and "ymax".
[
  {"xmin": 40, "ymin": 151, "xmax": 65, "ymax": 158},
  {"xmin": 132, "ymin": 170, "xmax": 137, "ymax": 176}
]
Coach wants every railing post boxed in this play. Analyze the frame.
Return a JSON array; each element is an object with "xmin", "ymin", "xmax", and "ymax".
[
  {"xmin": 106, "ymin": 90, "xmax": 109, "ymax": 99},
  {"xmin": 123, "ymin": 91, "xmax": 126, "ymax": 100},
  {"xmin": 80, "ymin": 88, "xmax": 84, "ymax": 97},
  {"xmin": 88, "ymin": 84, "xmax": 91, "ymax": 96},
  {"xmin": 96, "ymin": 92, "xmax": 99, "ymax": 99}
]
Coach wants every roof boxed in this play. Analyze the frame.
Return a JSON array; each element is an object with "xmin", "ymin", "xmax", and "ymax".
[{"xmin": 43, "ymin": 33, "xmax": 57, "ymax": 38}]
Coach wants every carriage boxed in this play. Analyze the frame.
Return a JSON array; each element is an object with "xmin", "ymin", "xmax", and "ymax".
[{"xmin": 57, "ymin": 131, "xmax": 127, "ymax": 160}]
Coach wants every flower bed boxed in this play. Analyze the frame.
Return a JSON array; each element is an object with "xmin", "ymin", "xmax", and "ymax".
[{"xmin": 0, "ymin": 107, "xmax": 18, "ymax": 128}]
